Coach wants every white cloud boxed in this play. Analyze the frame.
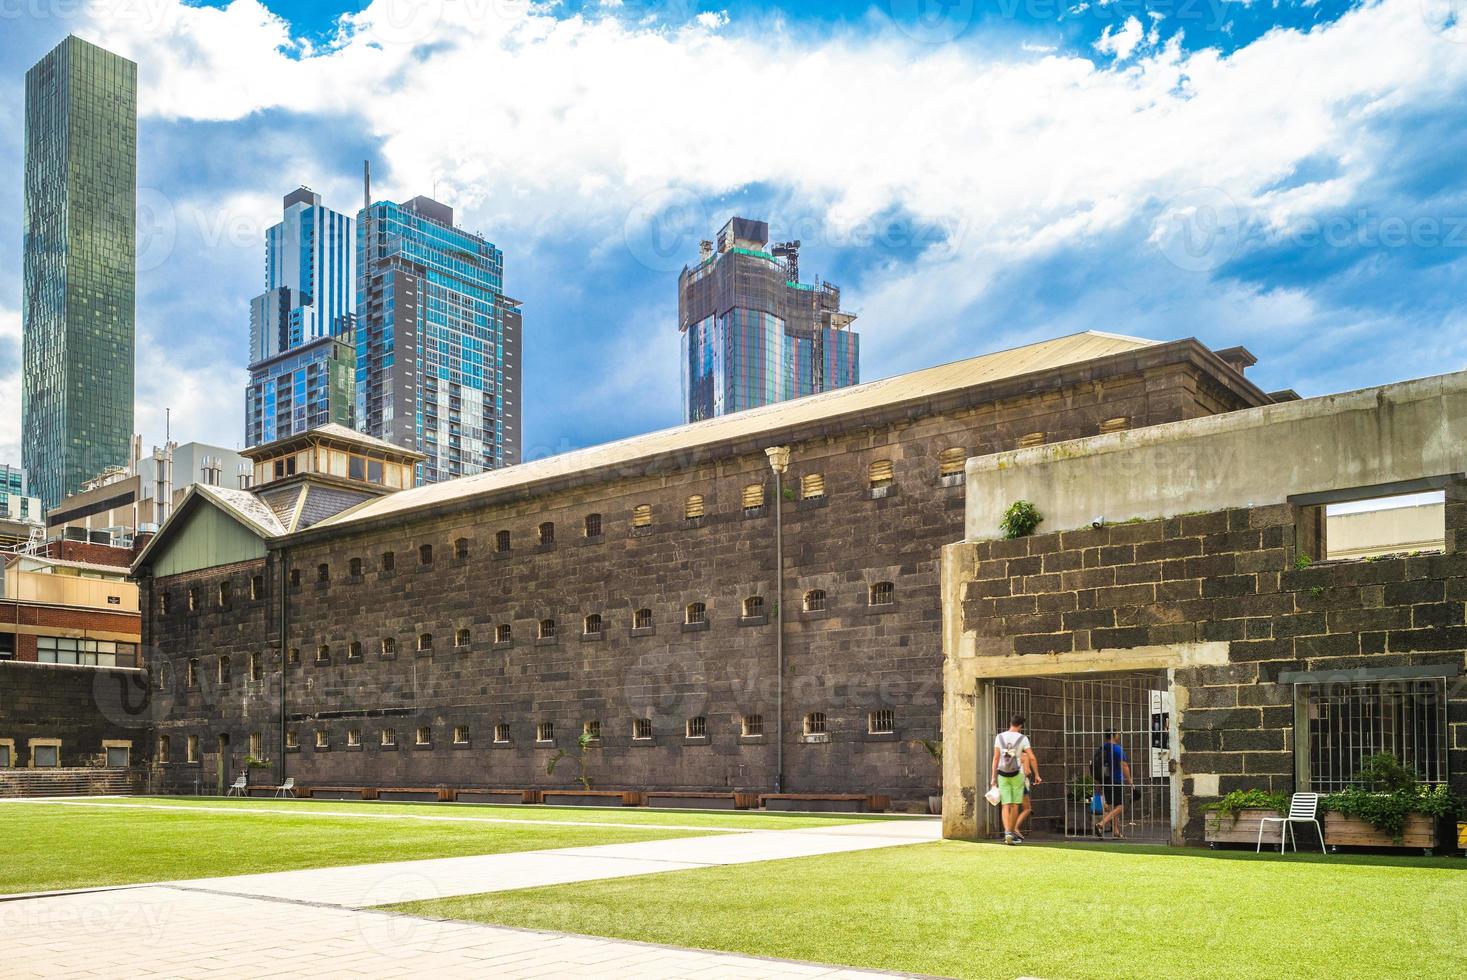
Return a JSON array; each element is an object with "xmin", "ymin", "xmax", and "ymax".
[{"xmin": 1095, "ymin": 16, "xmax": 1145, "ymax": 60}]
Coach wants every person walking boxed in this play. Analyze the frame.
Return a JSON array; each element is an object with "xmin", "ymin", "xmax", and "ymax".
[
  {"xmin": 991, "ymin": 714, "xmax": 1041, "ymax": 845},
  {"xmin": 1093, "ymin": 731, "xmax": 1133, "ymax": 839}
]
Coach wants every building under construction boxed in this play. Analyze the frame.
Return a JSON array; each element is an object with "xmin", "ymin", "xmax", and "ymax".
[{"xmin": 679, "ymin": 217, "xmax": 859, "ymax": 422}]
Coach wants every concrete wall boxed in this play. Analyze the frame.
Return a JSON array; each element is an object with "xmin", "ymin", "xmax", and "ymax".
[{"xmin": 966, "ymin": 371, "xmax": 1467, "ymax": 541}]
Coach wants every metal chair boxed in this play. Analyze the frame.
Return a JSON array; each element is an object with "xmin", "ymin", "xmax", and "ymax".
[
  {"xmin": 274, "ymin": 776, "xmax": 295, "ymax": 798},
  {"xmin": 225, "ymin": 773, "xmax": 248, "ymax": 797},
  {"xmin": 1257, "ymin": 792, "xmax": 1325, "ymax": 854}
]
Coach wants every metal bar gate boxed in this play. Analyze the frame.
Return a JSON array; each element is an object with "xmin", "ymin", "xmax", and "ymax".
[{"xmin": 1061, "ymin": 673, "xmax": 1173, "ymax": 842}]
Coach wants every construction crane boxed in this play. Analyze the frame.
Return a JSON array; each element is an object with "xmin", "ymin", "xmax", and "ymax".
[{"xmin": 771, "ymin": 240, "xmax": 801, "ymax": 283}]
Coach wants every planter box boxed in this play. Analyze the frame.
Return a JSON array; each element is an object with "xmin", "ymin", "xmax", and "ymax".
[
  {"xmin": 1205, "ymin": 807, "xmax": 1286, "ymax": 847},
  {"xmin": 646, "ymin": 792, "xmax": 740, "ymax": 810},
  {"xmin": 1324, "ymin": 811, "xmax": 1437, "ymax": 851},
  {"xmin": 458, "ymin": 789, "xmax": 536, "ymax": 805},
  {"xmin": 542, "ymin": 790, "xmax": 643, "ymax": 807}
]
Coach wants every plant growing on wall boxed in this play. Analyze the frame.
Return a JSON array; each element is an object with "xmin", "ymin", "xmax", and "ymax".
[
  {"xmin": 243, "ymin": 755, "xmax": 271, "ymax": 770},
  {"xmin": 1000, "ymin": 501, "xmax": 1042, "ymax": 539},
  {"xmin": 546, "ymin": 732, "xmax": 599, "ymax": 791}
]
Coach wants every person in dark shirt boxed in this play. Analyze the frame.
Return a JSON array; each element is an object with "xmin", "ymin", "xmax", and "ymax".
[{"xmin": 1094, "ymin": 731, "xmax": 1133, "ymax": 839}]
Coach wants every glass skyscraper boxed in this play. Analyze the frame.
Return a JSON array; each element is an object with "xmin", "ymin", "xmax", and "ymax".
[
  {"xmin": 356, "ymin": 195, "xmax": 521, "ymax": 483},
  {"xmin": 245, "ymin": 188, "xmax": 357, "ymax": 447},
  {"xmin": 22, "ymin": 36, "xmax": 137, "ymax": 509},
  {"xmin": 679, "ymin": 217, "xmax": 858, "ymax": 423}
]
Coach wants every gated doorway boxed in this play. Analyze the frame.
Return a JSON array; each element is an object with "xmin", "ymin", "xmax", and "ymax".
[{"xmin": 983, "ymin": 671, "xmax": 1175, "ymax": 843}]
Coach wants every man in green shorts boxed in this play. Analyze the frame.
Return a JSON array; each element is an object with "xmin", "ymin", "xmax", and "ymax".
[{"xmin": 991, "ymin": 714, "xmax": 1042, "ymax": 845}]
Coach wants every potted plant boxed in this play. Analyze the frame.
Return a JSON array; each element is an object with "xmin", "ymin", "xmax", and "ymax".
[
  {"xmin": 1202, "ymin": 789, "xmax": 1289, "ymax": 847},
  {"xmin": 1321, "ymin": 755, "xmax": 1460, "ymax": 854},
  {"xmin": 912, "ymin": 738, "xmax": 942, "ymax": 814},
  {"xmin": 242, "ymin": 755, "xmax": 271, "ymax": 791}
]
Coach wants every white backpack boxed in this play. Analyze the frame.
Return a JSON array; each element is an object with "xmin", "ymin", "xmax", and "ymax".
[{"xmin": 997, "ymin": 732, "xmax": 1025, "ymax": 775}]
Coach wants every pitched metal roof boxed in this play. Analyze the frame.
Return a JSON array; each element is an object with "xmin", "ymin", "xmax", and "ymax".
[{"xmin": 311, "ymin": 331, "xmax": 1157, "ymax": 532}]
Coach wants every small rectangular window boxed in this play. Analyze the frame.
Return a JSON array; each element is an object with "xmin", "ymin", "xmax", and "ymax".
[
  {"xmin": 34, "ymin": 744, "xmax": 60, "ymax": 768},
  {"xmin": 632, "ymin": 504, "xmax": 652, "ymax": 528},
  {"xmin": 742, "ymin": 714, "xmax": 764, "ymax": 737},
  {"xmin": 416, "ymin": 726, "xmax": 431, "ymax": 746},
  {"xmin": 315, "ymin": 730, "xmax": 329, "ymax": 749},
  {"xmin": 158, "ymin": 736, "xmax": 171, "ymax": 763},
  {"xmin": 632, "ymin": 718, "xmax": 652, "ymax": 740},
  {"xmin": 347, "ymin": 728, "xmax": 361, "ymax": 747},
  {"xmin": 285, "ymin": 730, "xmax": 299, "ymax": 749},
  {"xmin": 453, "ymin": 725, "xmax": 470, "ymax": 745},
  {"xmin": 187, "ymin": 735, "xmax": 200, "ymax": 762},
  {"xmin": 249, "ymin": 652, "xmax": 263, "ymax": 681},
  {"xmin": 868, "ymin": 459, "xmax": 894, "ymax": 489},
  {"xmin": 382, "ymin": 551, "xmax": 396, "ymax": 571},
  {"xmin": 251, "ymin": 575, "xmax": 264, "ymax": 600},
  {"xmin": 584, "ymin": 514, "xmax": 602, "ymax": 538},
  {"xmin": 536, "ymin": 721, "xmax": 555, "ymax": 743},
  {"xmin": 742, "ymin": 484, "xmax": 765, "ymax": 512},
  {"xmin": 494, "ymin": 723, "xmax": 511, "ymax": 744},
  {"xmin": 685, "ymin": 495, "xmax": 705, "ymax": 520},
  {"xmin": 106, "ymin": 745, "xmax": 130, "ymax": 767},
  {"xmin": 583, "ymin": 720, "xmax": 601, "ymax": 741},
  {"xmin": 800, "ymin": 473, "xmax": 825, "ymax": 499},
  {"xmin": 938, "ymin": 447, "xmax": 966, "ymax": 480},
  {"xmin": 381, "ymin": 728, "xmax": 397, "ymax": 747},
  {"xmin": 685, "ymin": 716, "xmax": 706, "ymax": 739},
  {"xmin": 804, "ymin": 713, "xmax": 827, "ymax": 736},
  {"xmin": 869, "ymin": 709, "xmax": 894, "ymax": 734}
]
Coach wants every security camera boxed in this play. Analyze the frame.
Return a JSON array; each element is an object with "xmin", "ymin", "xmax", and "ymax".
[{"xmin": 1091, "ymin": 517, "xmax": 1105, "ymax": 529}]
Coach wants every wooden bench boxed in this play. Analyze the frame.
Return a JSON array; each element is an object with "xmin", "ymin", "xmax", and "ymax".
[
  {"xmin": 645, "ymin": 791, "xmax": 752, "ymax": 810},
  {"xmin": 457, "ymin": 789, "xmax": 539, "ymax": 805},
  {"xmin": 758, "ymin": 793, "xmax": 890, "ymax": 813},
  {"xmin": 377, "ymin": 787, "xmax": 453, "ymax": 802},
  {"xmin": 542, "ymin": 789, "xmax": 644, "ymax": 807},
  {"xmin": 302, "ymin": 785, "xmax": 367, "ymax": 801}
]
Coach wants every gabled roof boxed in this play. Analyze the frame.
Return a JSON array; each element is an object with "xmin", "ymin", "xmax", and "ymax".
[
  {"xmin": 311, "ymin": 331, "xmax": 1162, "ymax": 532},
  {"xmin": 130, "ymin": 483, "xmax": 284, "ymax": 574}
]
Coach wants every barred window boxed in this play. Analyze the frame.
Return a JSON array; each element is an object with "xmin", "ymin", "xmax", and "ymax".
[
  {"xmin": 632, "ymin": 718, "xmax": 652, "ymax": 740},
  {"xmin": 538, "ymin": 619, "xmax": 557, "ymax": 640},
  {"xmin": 349, "ymin": 557, "xmax": 362, "ymax": 577},
  {"xmin": 1301, "ymin": 678, "xmax": 1448, "ymax": 791},
  {"xmin": 317, "ymin": 563, "xmax": 329, "ymax": 583},
  {"xmin": 494, "ymin": 723, "xmax": 510, "ymax": 743},
  {"xmin": 584, "ymin": 513, "xmax": 602, "ymax": 538},
  {"xmin": 496, "ymin": 530, "xmax": 511, "ymax": 553},
  {"xmin": 742, "ymin": 484, "xmax": 765, "ymax": 512},
  {"xmin": 869, "ymin": 581, "xmax": 895, "ymax": 606},
  {"xmin": 418, "ymin": 633, "xmax": 433, "ymax": 652},
  {"xmin": 186, "ymin": 735, "xmax": 200, "ymax": 762},
  {"xmin": 869, "ymin": 709, "xmax": 895, "ymax": 734},
  {"xmin": 537, "ymin": 721, "xmax": 555, "ymax": 743},
  {"xmin": 316, "ymin": 645, "xmax": 330, "ymax": 664},
  {"xmin": 800, "ymin": 473, "xmax": 825, "ymax": 499},
  {"xmin": 455, "ymin": 628, "xmax": 471, "ymax": 647},
  {"xmin": 158, "ymin": 735, "xmax": 171, "ymax": 763},
  {"xmin": 742, "ymin": 714, "xmax": 764, "ymax": 737},
  {"xmin": 583, "ymin": 720, "xmax": 601, "ymax": 741},
  {"xmin": 416, "ymin": 726, "xmax": 431, "ymax": 746},
  {"xmin": 539, "ymin": 522, "xmax": 555, "ymax": 546},
  {"xmin": 381, "ymin": 637, "xmax": 396, "ymax": 656},
  {"xmin": 287, "ymin": 647, "xmax": 300, "ymax": 665},
  {"xmin": 249, "ymin": 732, "xmax": 261, "ymax": 757},
  {"xmin": 348, "ymin": 641, "xmax": 362, "ymax": 660},
  {"xmin": 454, "ymin": 537, "xmax": 470, "ymax": 560},
  {"xmin": 284, "ymin": 731, "xmax": 298, "ymax": 750},
  {"xmin": 315, "ymin": 730, "xmax": 328, "ymax": 749},
  {"xmin": 632, "ymin": 504, "xmax": 653, "ymax": 528},
  {"xmin": 347, "ymin": 728, "xmax": 361, "ymax": 747},
  {"xmin": 382, "ymin": 550, "xmax": 395, "ymax": 571},
  {"xmin": 419, "ymin": 543, "xmax": 434, "ymax": 565},
  {"xmin": 217, "ymin": 582, "xmax": 231, "ymax": 607},
  {"xmin": 685, "ymin": 602, "xmax": 706, "ymax": 625},
  {"xmin": 633, "ymin": 608, "xmax": 654, "ymax": 630},
  {"xmin": 251, "ymin": 575, "xmax": 264, "ymax": 600},
  {"xmin": 496, "ymin": 623, "xmax": 512, "ymax": 644},
  {"xmin": 804, "ymin": 712, "xmax": 827, "ymax": 736},
  {"xmin": 583, "ymin": 614, "xmax": 602, "ymax": 636},
  {"xmin": 938, "ymin": 447, "xmax": 966, "ymax": 477},
  {"xmin": 742, "ymin": 596, "xmax": 765, "ymax": 618},
  {"xmin": 686, "ymin": 716, "xmax": 707, "ymax": 738},
  {"xmin": 217, "ymin": 655, "xmax": 231, "ymax": 684},
  {"xmin": 249, "ymin": 652, "xmax": 263, "ymax": 680},
  {"xmin": 187, "ymin": 658, "xmax": 199, "ymax": 688},
  {"xmin": 289, "ymin": 569, "xmax": 301, "ymax": 587},
  {"xmin": 381, "ymin": 728, "xmax": 397, "ymax": 747},
  {"xmin": 868, "ymin": 459, "xmax": 894, "ymax": 489},
  {"xmin": 453, "ymin": 725, "xmax": 470, "ymax": 745},
  {"xmin": 188, "ymin": 588, "xmax": 199, "ymax": 611},
  {"xmin": 803, "ymin": 589, "xmax": 826, "ymax": 612},
  {"xmin": 685, "ymin": 494, "xmax": 705, "ymax": 520}
]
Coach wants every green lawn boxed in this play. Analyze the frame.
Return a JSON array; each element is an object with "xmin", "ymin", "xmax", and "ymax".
[
  {"xmin": 392, "ymin": 840, "xmax": 1467, "ymax": 979},
  {"xmin": 0, "ymin": 801, "xmax": 709, "ymax": 895},
  {"xmin": 96, "ymin": 795, "xmax": 898, "ymax": 830}
]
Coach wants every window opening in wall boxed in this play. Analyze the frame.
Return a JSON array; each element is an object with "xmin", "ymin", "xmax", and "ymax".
[
  {"xmin": 800, "ymin": 473, "xmax": 825, "ymax": 499},
  {"xmin": 160, "ymin": 592, "xmax": 171, "ymax": 615},
  {"xmin": 284, "ymin": 731, "xmax": 299, "ymax": 750},
  {"xmin": 217, "ymin": 582, "xmax": 230, "ymax": 607},
  {"xmin": 685, "ymin": 602, "xmax": 706, "ymax": 625},
  {"xmin": 347, "ymin": 729, "xmax": 361, "ymax": 747},
  {"xmin": 249, "ymin": 652, "xmax": 263, "ymax": 680},
  {"xmin": 686, "ymin": 716, "xmax": 707, "ymax": 738},
  {"xmin": 633, "ymin": 608, "xmax": 653, "ymax": 630},
  {"xmin": 287, "ymin": 647, "xmax": 300, "ymax": 666},
  {"xmin": 454, "ymin": 725, "xmax": 470, "ymax": 745},
  {"xmin": 632, "ymin": 504, "xmax": 652, "ymax": 528},
  {"xmin": 316, "ymin": 645, "xmax": 329, "ymax": 664},
  {"xmin": 803, "ymin": 589, "xmax": 826, "ymax": 612},
  {"xmin": 349, "ymin": 558, "xmax": 362, "ymax": 577},
  {"xmin": 419, "ymin": 543, "xmax": 433, "ymax": 565},
  {"xmin": 315, "ymin": 730, "xmax": 329, "ymax": 749},
  {"xmin": 251, "ymin": 575, "xmax": 264, "ymax": 600},
  {"xmin": 187, "ymin": 734, "xmax": 200, "ymax": 762},
  {"xmin": 1322, "ymin": 491, "xmax": 1446, "ymax": 561},
  {"xmin": 583, "ymin": 614, "xmax": 602, "ymax": 636},
  {"xmin": 0, "ymin": 743, "xmax": 11, "ymax": 767},
  {"xmin": 187, "ymin": 659, "xmax": 199, "ymax": 688},
  {"xmin": 938, "ymin": 447, "xmax": 966, "ymax": 486},
  {"xmin": 289, "ymin": 570, "xmax": 301, "ymax": 587},
  {"xmin": 539, "ymin": 522, "xmax": 555, "ymax": 546},
  {"xmin": 157, "ymin": 662, "xmax": 172, "ymax": 691},
  {"xmin": 742, "ymin": 714, "xmax": 764, "ymax": 737},
  {"xmin": 317, "ymin": 563, "xmax": 329, "ymax": 583},
  {"xmin": 494, "ymin": 723, "xmax": 511, "ymax": 743},
  {"xmin": 584, "ymin": 513, "xmax": 602, "ymax": 537},
  {"xmin": 381, "ymin": 728, "xmax": 397, "ymax": 747},
  {"xmin": 348, "ymin": 641, "xmax": 362, "ymax": 660},
  {"xmin": 804, "ymin": 712, "xmax": 827, "ymax": 736},
  {"xmin": 742, "ymin": 484, "xmax": 765, "ymax": 512},
  {"xmin": 742, "ymin": 596, "xmax": 764, "ymax": 618},
  {"xmin": 537, "ymin": 721, "xmax": 555, "ymax": 742},
  {"xmin": 249, "ymin": 732, "xmax": 261, "ymax": 758},
  {"xmin": 869, "ymin": 459, "xmax": 894, "ymax": 490},
  {"xmin": 583, "ymin": 720, "xmax": 601, "ymax": 741},
  {"xmin": 188, "ymin": 588, "xmax": 199, "ymax": 611},
  {"xmin": 455, "ymin": 537, "xmax": 470, "ymax": 560},
  {"xmin": 105, "ymin": 744, "xmax": 130, "ymax": 767},
  {"xmin": 418, "ymin": 633, "xmax": 433, "ymax": 652},
  {"xmin": 34, "ymin": 744, "xmax": 60, "ymax": 768},
  {"xmin": 416, "ymin": 726, "xmax": 431, "ymax": 746},
  {"xmin": 217, "ymin": 656, "xmax": 231, "ymax": 685},
  {"xmin": 381, "ymin": 637, "xmax": 396, "ymax": 656},
  {"xmin": 1301, "ymin": 677, "xmax": 1449, "ymax": 791},
  {"xmin": 158, "ymin": 736, "xmax": 171, "ymax": 763},
  {"xmin": 496, "ymin": 530, "xmax": 511, "ymax": 552},
  {"xmin": 496, "ymin": 623, "xmax": 513, "ymax": 644},
  {"xmin": 453, "ymin": 628, "xmax": 469, "ymax": 647},
  {"xmin": 531, "ymin": 619, "xmax": 552, "ymax": 640},
  {"xmin": 632, "ymin": 718, "xmax": 652, "ymax": 740},
  {"xmin": 382, "ymin": 551, "xmax": 395, "ymax": 571},
  {"xmin": 869, "ymin": 709, "xmax": 895, "ymax": 734},
  {"xmin": 869, "ymin": 581, "xmax": 895, "ymax": 606},
  {"xmin": 685, "ymin": 495, "xmax": 705, "ymax": 520}
]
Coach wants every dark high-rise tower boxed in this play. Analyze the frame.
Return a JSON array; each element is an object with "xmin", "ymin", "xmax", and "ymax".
[
  {"xmin": 22, "ymin": 36, "xmax": 137, "ymax": 509},
  {"xmin": 679, "ymin": 217, "xmax": 858, "ymax": 423}
]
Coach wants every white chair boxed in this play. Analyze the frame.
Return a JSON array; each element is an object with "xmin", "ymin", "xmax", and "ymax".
[
  {"xmin": 225, "ymin": 773, "xmax": 248, "ymax": 797},
  {"xmin": 1257, "ymin": 792, "xmax": 1325, "ymax": 854},
  {"xmin": 274, "ymin": 776, "xmax": 295, "ymax": 798}
]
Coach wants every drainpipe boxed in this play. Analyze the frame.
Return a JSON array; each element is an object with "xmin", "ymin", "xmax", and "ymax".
[
  {"xmin": 277, "ymin": 548, "xmax": 290, "ymax": 789},
  {"xmin": 764, "ymin": 446, "xmax": 791, "ymax": 795}
]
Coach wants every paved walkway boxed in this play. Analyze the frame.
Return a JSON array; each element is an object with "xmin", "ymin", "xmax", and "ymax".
[{"xmin": 4, "ymin": 812, "xmax": 942, "ymax": 978}]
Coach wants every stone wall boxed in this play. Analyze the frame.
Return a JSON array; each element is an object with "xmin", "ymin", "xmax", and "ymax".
[
  {"xmin": 0, "ymin": 661, "xmax": 152, "ymax": 768},
  {"xmin": 144, "ymin": 344, "xmax": 1267, "ymax": 804}
]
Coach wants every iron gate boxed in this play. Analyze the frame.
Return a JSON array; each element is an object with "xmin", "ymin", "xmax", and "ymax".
[{"xmin": 1061, "ymin": 673, "xmax": 1173, "ymax": 841}]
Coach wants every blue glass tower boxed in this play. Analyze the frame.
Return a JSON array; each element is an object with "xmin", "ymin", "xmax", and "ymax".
[
  {"xmin": 245, "ymin": 188, "xmax": 357, "ymax": 447},
  {"xmin": 679, "ymin": 218, "xmax": 858, "ymax": 423},
  {"xmin": 356, "ymin": 195, "xmax": 521, "ymax": 484}
]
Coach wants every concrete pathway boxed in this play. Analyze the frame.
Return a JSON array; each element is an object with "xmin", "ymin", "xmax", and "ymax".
[
  {"xmin": 176, "ymin": 819, "xmax": 941, "ymax": 907},
  {"xmin": 3, "ymin": 885, "xmax": 928, "ymax": 979},
  {"xmin": 4, "ymin": 814, "xmax": 942, "ymax": 977}
]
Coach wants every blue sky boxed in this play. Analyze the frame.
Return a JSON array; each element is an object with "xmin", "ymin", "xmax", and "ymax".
[{"xmin": 1, "ymin": 0, "xmax": 1465, "ymax": 468}]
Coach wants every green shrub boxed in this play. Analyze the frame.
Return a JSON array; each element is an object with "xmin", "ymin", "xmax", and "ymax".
[
  {"xmin": 1000, "ymin": 501, "xmax": 1042, "ymax": 539},
  {"xmin": 1203, "ymin": 789, "xmax": 1289, "ymax": 824}
]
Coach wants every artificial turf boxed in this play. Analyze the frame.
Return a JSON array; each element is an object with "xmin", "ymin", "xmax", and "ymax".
[
  {"xmin": 0, "ymin": 801, "xmax": 709, "ymax": 895},
  {"xmin": 391, "ymin": 839, "xmax": 1467, "ymax": 979}
]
